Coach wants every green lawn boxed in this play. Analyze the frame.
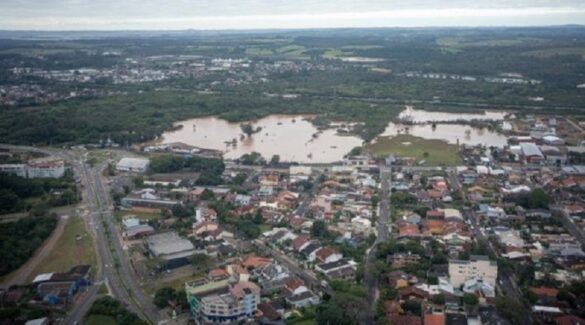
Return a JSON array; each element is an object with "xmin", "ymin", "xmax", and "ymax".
[
  {"xmin": 86, "ymin": 314, "xmax": 116, "ymax": 325},
  {"xmin": 259, "ymin": 224, "xmax": 272, "ymax": 233},
  {"xmin": 27, "ymin": 216, "xmax": 97, "ymax": 281},
  {"xmin": 365, "ymin": 134, "xmax": 463, "ymax": 166},
  {"xmin": 245, "ymin": 47, "xmax": 274, "ymax": 56}
]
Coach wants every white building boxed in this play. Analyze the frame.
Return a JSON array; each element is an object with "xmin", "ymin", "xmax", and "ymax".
[
  {"xmin": 0, "ymin": 164, "xmax": 27, "ymax": 178},
  {"xmin": 116, "ymin": 157, "xmax": 150, "ymax": 173},
  {"xmin": 26, "ymin": 157, "xmax": 65, "ymax": 178},
  {"xmin": 186, "ymin": 277, "xmax": 260, "ymax": 324},
  {"xmin": 448, "ymin": 255, "xmax": 498, "ymax": 288}
]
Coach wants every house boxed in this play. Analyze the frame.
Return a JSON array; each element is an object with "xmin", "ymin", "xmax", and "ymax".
[
  {"xmin": 257, "ymin": 302, "xmax": 284, "ymax": 325},
  {"xmin": 556, "ymin": 315, "xmax": 585, "ymax": 325},
  {"xmin": 315, "ymin": 247, "xmax": 343, "ymax": 264},
  {"xmin": 284, "ymin": 277, "xmax": 308, "ymax": 296},
  {"xmin": 242, "ymin": 256, "xmax": 272, "ymax": 270},
  {"xmin": 486, "ymin": 206, "xmax": 507, "ymax": 220},
  {"xmin": 520, "ymin": 143, "xmax": 544, "ymax": 164},
  {"xmin": 123, "ymin": 224, "xmax": 155, "ymax": 239},
  {"xmin": 389, "ymin": 253, "xmax": 421, "ymax": 269},
  {"xmin": 399, "ymin": 286, "xmax": 429, "ymax": 301},
  {"xmin": 285, "ymin": 291, "xmax": 320, "ymax": 308},
  {"xmin": 315, "ymin": 259, "xmax": 356, "ymax": 280},
  {"xmin": 292, "ymin": 236, "xmax": 310, "ymax": 252},
  {"xmin": 424, "ymin": 314, "xmax": 445, "ymax": 325}
]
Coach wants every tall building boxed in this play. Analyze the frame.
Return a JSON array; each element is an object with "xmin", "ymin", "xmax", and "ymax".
[
  {"xmin": 185, "ymin": 276, "xmax": 260, "ymax": 324},
  {"xmin": 448, "ymin": 255, "xmax": 498, "ymax": 288}
]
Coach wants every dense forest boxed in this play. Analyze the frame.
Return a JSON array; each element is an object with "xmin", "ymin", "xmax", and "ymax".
[
  {"xmin": 0, "ymin": 171, "xmax": 79, "ymax": 214},
  {"xmin": 149, "ymin": 154, "xmax": 225, "ymax": 185},
  {"xmin": 0, "ymin": 215, "xmax": 58, "ymax": 276}
]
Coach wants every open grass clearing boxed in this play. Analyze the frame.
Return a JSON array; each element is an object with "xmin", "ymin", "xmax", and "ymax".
[
  {"xmin": 86, "ymin": 314, "xmax": 116, "ymax": 325},
  {"xmin": 114, "ymin": 210, "xmax": 160, "ymax": 223},
  {"xmin": 365, "ymin": 134, "xmax": 463, "ymax": 166},
  {"xmin": 26, "ymin": 215, "xmax": 97, "ymax": 282}
]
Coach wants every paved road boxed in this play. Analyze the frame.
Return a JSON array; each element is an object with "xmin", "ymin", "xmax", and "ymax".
[
  {"xmin": 551, "ymin": 206, "xmax": 585, "ymax": 246},
  {"xmin": 252, "ymin": 239, "xmax": 330, "ymax": 295},
  {"xmin": 64, "ymin": 154, "xmax": 161, "ymax": 324},
  {"xmin": 362, "ymin": 166, "xmax": 391, "ymax": 325},
  {"xmin": 294, "ymin": 172, "xmax": 322, "ymax": 217},
  {"xmin": 464, "ymin": 208, "xmax": 532, "ymax": 325},
  {"xmin": 1, "ymin": 215, "xmax": 67, "ymax": 288}
]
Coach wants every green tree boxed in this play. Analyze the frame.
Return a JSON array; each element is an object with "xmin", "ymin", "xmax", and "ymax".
[
  {"xmin": 153, "ymin": 287, "xmax": 176, "ymax": 309},
  {"xmin": 463, "ymin": 293, "xmax": 479, "ymax": 305},
  {"xmin": 199, "ymin": 188, "xmax": 215, "ymax": 201},
  {"xmin": 269, "ymin": 155, "xmax": 280, "ymax": 165},
  {"xmin": 432, "ymin": 294, "xmax": 445, "ymax": 305}
]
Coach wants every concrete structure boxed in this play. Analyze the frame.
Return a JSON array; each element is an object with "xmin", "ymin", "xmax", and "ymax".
[
  {"xmin": 520, "ymin": 143, "xmax": 544, "ymax": 164},
  {"xmin": 0, "ymin": 164, "xmax": 27, "ymax": 177},
  {"xmin": 185, "ymin": 277, "xmax": 260, "ymax": 324},
  {"xmin": 116, "ymin": 157, "xmax": 150, "ymax": 173},
  {"xmin": 448, "ymin": 255, "xmax": 497, "ymax": 288},
  {"xmin": 0, "ymin": 157, "xmax": 65, "ymax": 179},
  {"xmin": 146, "ymin": 232, "xmax": 195, "ymax": 269},
  {"xmin": 27, "ymin": 157, "xmax": 65, "ymax": 178}
]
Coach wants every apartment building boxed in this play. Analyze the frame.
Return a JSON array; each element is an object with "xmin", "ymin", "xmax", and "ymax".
[{"xmin": 448, "ymin": 255, "xmax": 498, "ymax": 288}]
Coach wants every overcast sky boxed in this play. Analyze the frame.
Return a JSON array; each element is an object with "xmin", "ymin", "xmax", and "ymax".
[{"xmin": 1, "ymin": 0, "xmax": 585, "ymax": 30}]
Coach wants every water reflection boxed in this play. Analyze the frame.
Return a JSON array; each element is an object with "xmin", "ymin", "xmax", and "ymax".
[
  {"xmin": 161, "ymin": 115, "xmax": 363, "ymax": 163},
  {"xmin": 399, "ymin": 107, "xmax": 507, "ymax": 123},
  {"xmin": 161, "ymin": 108, "xmax": 509, "ymax": 163},
  {"xmin": 379, "ymin": 123, "xmax": 507, "ymax": 147}
]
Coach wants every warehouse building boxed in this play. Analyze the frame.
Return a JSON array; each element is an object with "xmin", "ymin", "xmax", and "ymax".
[
  {"xmin": 146, "ymin": 232, "xmax": 195, "ymax": 269},
  {"xmin": 116, "ymin": 157, "xmax": 150, "ymax": 173}
]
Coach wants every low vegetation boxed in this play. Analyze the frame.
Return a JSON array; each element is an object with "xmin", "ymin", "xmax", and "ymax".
[
  {"xmin": 365, "ymin": 134, "xmax": 463, "ymax": 166},
  {"xmin": 86, "ymin": 296, "xmax": 146, "ymax": 325},
  {"xmin": 27, "ymin": 215, "xmax": 96, "ymax": 281}
]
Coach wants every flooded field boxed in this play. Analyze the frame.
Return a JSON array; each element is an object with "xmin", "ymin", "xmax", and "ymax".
[
  {"xmin": 160, "ymin": 115, "xmax": 363, "ymax": 163},
  {"xmin": 398, "ymin": 107, "xmax": 508, "ymax": 123},
  {"xmin": 379, "ymin": 123, "xmax": 508, "ymax": 147},
  {"xmin": 161, "ymin": 108, "xmax": 510, "ymax": 163}
]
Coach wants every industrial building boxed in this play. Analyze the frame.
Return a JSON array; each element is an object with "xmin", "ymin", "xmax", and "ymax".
[
  {"xmin": 146, "ymin": 232, "xmax": 196, "ymax": 269},
  {"xmin": 116, "ymin": 157, "xmax": 150, "ymax": 173}
]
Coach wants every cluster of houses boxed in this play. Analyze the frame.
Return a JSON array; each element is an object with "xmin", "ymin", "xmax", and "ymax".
[{"xmin": 0, "ymin": 265, "xmax": 91, "ymax": 311}]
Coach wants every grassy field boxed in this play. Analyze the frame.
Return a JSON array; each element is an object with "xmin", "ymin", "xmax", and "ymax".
[
  {"xmin": 245, "ymin": 47, "xmax": 274, "ymax": 56},
  {"xmin": 143, "ymin": 272, "xmax": 205, "ymax": 295},
  {"xmin": 259, "ymin": 224, "xmax": 272, "ymax": 233},
  {"xmin": 365, "ymin": 134, "xmax": 463, "ymax": 166},
  {"xmin": 27, "ymin": 215, "xmax": 97, "ymax": 281},
  {"xmin": 86, "ymin": 315, "xmax": 116, "ymax": 325}
]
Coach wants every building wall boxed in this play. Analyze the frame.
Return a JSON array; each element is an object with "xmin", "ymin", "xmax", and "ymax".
[{"xmin": 449, "ymin": 259, "xmax": 498, "ymax": 288}]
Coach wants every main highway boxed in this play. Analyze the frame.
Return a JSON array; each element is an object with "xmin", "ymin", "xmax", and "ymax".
[{"xmin": 63, "ymin": 153, "xmax": 161, "ymax": 324}]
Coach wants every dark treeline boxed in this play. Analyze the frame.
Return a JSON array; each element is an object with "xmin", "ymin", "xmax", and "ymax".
[
  {"xmin": 149, "ymin": 154, "xmax": 225, "ymax": 185},
  {"xmin": 0, "ymin": 171, "xmax": 79, "ymax": 214},
  {"xmin": 0, "ymin": 215, "xmax": 58, "ymax": 276}
]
